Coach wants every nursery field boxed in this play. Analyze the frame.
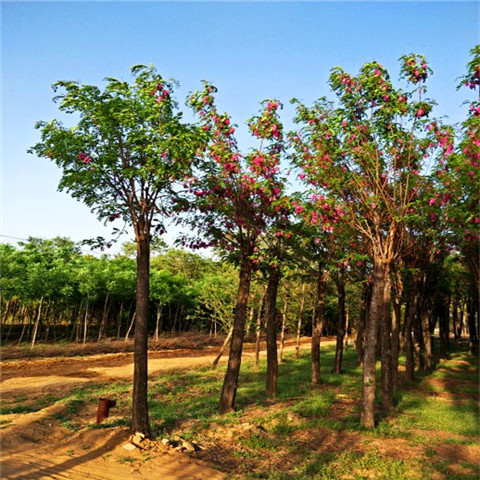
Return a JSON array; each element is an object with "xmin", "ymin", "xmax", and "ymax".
[{"xmin": 0, "ymin": 336, "xmax": 478, "ymax": 480}]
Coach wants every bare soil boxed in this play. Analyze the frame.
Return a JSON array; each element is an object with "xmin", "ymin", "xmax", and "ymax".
[{"xmin": 0, "ymin": 335, "xmax": 314, "ymax": 479}]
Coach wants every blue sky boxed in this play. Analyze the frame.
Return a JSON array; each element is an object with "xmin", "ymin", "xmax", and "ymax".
[{"xmin": 2, "ymin": 1, "xmax": 478, "ymax": 254}]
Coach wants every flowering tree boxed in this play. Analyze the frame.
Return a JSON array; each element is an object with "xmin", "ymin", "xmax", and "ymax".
[
  {"xmin": 442, "ymin": 46, "xmax": 480, "ymax": 294},
  {"xmin": 185, "ymin": 84, "xmax": 290, "ymax": 411},
  {"xmin": 29, "ymin": 65, "xmax": 203, "ymax": 435},
  {"xmin": 291, "ymin": 54, "xmax": 452, "ymax": 426},
  {"xmin": 434, "ymin": 45, "xmax": 480, "ymax": 351}
]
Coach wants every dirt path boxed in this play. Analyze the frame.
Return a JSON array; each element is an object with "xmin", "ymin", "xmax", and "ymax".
[{"xmin": 0, "ymin": 337, "xmax": 318, "ymax": 479}]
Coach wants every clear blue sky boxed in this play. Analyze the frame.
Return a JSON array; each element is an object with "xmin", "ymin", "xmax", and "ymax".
[{"xmin": 2, "ymin": 1, "xmax": 478, "ymax": 254}]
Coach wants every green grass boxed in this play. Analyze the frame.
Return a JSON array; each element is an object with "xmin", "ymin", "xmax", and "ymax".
[
  {"xmin": 3, "ymin": 340, "xmax": 478, "ymax": 480},
  {"xmin": 393, "ymin": 393, "xmax": 479, "ymax": 437}
]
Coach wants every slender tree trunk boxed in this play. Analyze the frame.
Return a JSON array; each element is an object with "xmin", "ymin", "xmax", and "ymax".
[
  {"xmin": 83, "ymin": 294, "xmax": 90, "ymax": 344},
  {"xmin": 279, "ymin": 285, "xmax": 289, "ymax": 364},
  {"xmin": 439, "ymin": 298, "xmax": 449, "ymax": 357},
  {"xmin": 254, "ymin": 287, "xmax": 266, "ymax": 369},
  {"xmin": 380, "ymin": 282, "xmax": 393, "ymax": 411},
  {"xmin": 392, "ymin": 298, "xmax": 402, "ymax": 390},
  {"xmin": 219, "ymin": 254, "xmax": 253, "ymax": 413},
  {"xmin": 265, "ymin": 265, "xmax": 281, "ymax": 399},
  {"xmin": 212, "ymin": 326, "xmax": 233, "ymax": 369},
  {"xmin": 312, "ymin": 263, "xmax": 327, "ymax": 386},
  {"xmin": 467, "ymin": 298, "xmax": 478, "ymax": 355},
  {"xmin": 30, "ymin": 296, "xmax": 44, "ymax": 349},
  {"xmin": 117, "ymin": 302, "xmax": 124, "ymax": 339},
  {"xmin": 154, "ymin": 304, "xmax": 162, "ymax": 342},
  {"xmin": 421, "ymin": 306, "xmax": 433, "ymax": 372},
  {"xmin": 405, "ymin": 291, "xmax": 419, "ymax": 381},
  {"xmin": 2, "ymin": 299, "xmax": 11, "ymax": 325},
  {"xmin": 42, "ymin": 301, "xmax": 52, "ymax": 342},
  {"xmin": 356, "ymin": 284, "xmax": 370, "ymax": 366},
  {"xmin": 295, "ymin": 284, "xmax": 306, "ymax": 358},
  {"xmin": 17, "ymin": 306, "xmax": 29, "ymax": 345},
  {"xmin": 5, "ymin": 302, "xmax": 19, "ymax": 343},
  {"xmin": 391, "ymin": 268, "xmax": 403, "ymax": 391},
  {"xmin": 132, "ymin": 232, "xmax": 151, "ymax": 436},
  {"xmin": 361, "ymin": 259, "xmax": 389, "ymax": 428},
  {"xmin": 452, "ymin": 299, "xmax": 459, "ymax": 340},
  {"xmin": 98, "ymin": 293, "xmax": 110, "ymax": 341},
  {"xmin": 247, "ymin": 303, "xmax": 255, "ymax": 335},
  {"xmin": 333, "ymin": 272, "xmax": 346, "ymax": 374},
  {"xmin": 125, "ymin": 311, "xmax": 136, "ymax": 342}
]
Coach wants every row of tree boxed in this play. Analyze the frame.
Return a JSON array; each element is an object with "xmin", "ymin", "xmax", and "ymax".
[
  {"xmin": 0, "ymin": 237, "xmax": 366, "ymax": 344},
  {"xmin": 20, "ymin": 47, "xmax": 479, "ymax": 434}
]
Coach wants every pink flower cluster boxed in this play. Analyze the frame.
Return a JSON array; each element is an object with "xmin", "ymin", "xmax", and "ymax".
[{"xmin": 78, "ymin": 152, "xmax": 91, "ymax": 164}]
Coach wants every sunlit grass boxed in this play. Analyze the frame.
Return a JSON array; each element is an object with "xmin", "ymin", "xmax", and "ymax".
[{"xmin": 2, "ymin": 340, "xmax": 477, "ymax": 479}]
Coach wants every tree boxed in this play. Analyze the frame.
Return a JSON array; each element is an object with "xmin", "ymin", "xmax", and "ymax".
[
  {"xmin": 29, "ymin": 65, "xmax": 203, "ymax": 435},
  {"xmin": 292, "ymin": 54, "xmax": 452, "ymax": 426},
  {"xmin": 184, "ymin": 85, "xmax": 290, "ymax": 412}
]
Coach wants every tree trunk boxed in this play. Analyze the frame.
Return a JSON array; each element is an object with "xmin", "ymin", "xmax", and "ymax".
[
  {"xmin": 254, "ymin": 287, "xmax": 266, "ymax": 369},
  {"xmin": 83, "ymin": 294, "xmax": 90, "ymax": 344},
  {"xmin": 30, "ymin": 296, "xmax": 44, "ymax": 349},
  {"xmin": 247, "ymin": 303, "xmax": 255, "ymax": 335},
  {"xmin": 5, "ymin": 302, "xmax": 19, "ymax": 343},
  {"xmin": 452, "ymin": 299, "xmax": 459, "ymax": 340},
  {"xmin": 361, "ymin": 259, "xmax": 389, "ymax": 428},
  {"xmin": 17, "ymin": 306, "xmax": 29, "ymax": 345},
  {"xmin": 125, "ymin": 311, "xmax": 136, "ymax": 342},
  {"xmin": 421, "ymin": 306, "xmax": 433, "ymax": 372},
  {"xmin": 117, "ymin": 302, "xmax": 124, "ymax": 338},
  {"xmin": 279, "ymin": 285, "xmax": 289, "ymax": 364},
  {"xmin": 467, "ymin": 298, "xmax": 478, "ymax": 355},
  {"xmin": 219, "ymin": 254, "xmax": 253, "ymax": 413},
  {"xmin": 295, "ymin": 284, "xmax": 306, "ymax": 358},
  {"xmin": 439, "ymin": 297, "xmax": 449, "ymax": 357},
  {"xmin": 333, "ymin": 272, "xmax": 346, "ymax": 374},
  {"xmin": 265, "ymin": 265, "xmax": 281, "ymax": 399},
  {"xmin": 391, "ymin": 269, "xmax": 403, "ymax": 391},
  {"xmin": 132, "ymin": 232, "xmax": 151, "ymax": 436},
  {"xmin": 42, "ymin": 301, "xmax": 52, "ymax": 342},
  {"xmin": 154, "ymin": 304, "xmax": 162, "ymax": 342},
  {"xmin": 356, "ymin": 283, "xmax": 370, "ymax": 366},
  {"xmin": 380, "ymin": 282, "xmax": 393, "ymax": 411},
  {"xmin": 404, "ymin": 291, "xmax": 417, "ymax": 381},
  {"xmin": 98, "ymin": 293, "xmax": 110, "ymax": 341},
  {"xmin": 2, "ymin": 299, "xmax": 11, "ymax": 325},
  {"xmin": 212, "ymin": 326, "xmax": 233, "ymax": 369},
  {"xmin": 312, "ymin": 263, "xmax": 327, "ymax": 386}
]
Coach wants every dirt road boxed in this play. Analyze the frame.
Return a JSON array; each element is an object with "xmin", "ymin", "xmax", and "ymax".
[{"xmin": 0, "ymin": 337, "xmax": 316, "ymax": 479}]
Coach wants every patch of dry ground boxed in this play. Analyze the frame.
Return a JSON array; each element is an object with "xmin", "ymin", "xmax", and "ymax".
[{"xmin": 0, "ymin": 337, "xmax": 315, "ymax": 479}]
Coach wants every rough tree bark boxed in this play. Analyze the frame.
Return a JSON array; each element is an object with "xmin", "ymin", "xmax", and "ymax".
[
  {"xmin": 219, "ymin": 254, "xmax": 253, "ymax": 413},
  {"xmin": 132, "ymin": 232, "xmax": 151, "ymax": 436},
  {"xmin": 380, "ymin": 282, "xmax": 393, "ymax": 411},
  {"xmin": 361, "ymin": 259, "xmax": 389, "ymax": 428}
]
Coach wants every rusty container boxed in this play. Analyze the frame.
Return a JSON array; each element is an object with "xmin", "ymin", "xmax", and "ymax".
[{"xmin": 96, "ymin": 398, "xmax": 116, "ymax": 424}]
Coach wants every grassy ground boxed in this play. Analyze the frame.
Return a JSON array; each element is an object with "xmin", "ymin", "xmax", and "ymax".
[{"xmin": 1, "ymin": 340, "xmax": 478, "ymax": 479}]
